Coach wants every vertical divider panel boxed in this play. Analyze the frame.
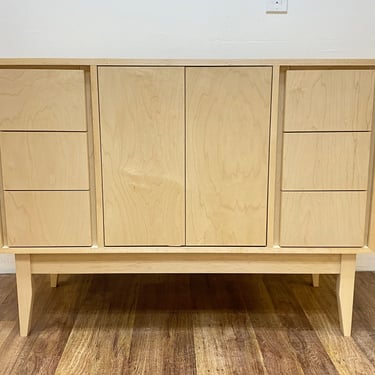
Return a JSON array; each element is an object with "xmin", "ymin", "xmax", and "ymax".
[
  {"xmin": 266, "ymin": 65, "xmax": 280, "ymax": 247},
  {"xmin": 88, "ymin": 65, "xmax": 104, "ymax": 247},
  {"xmin": 366, "ymin": 70, "xmax": 375, "ymax": 250},
  {"xmin": 184, "ymin": 66, "xmax": 187, "ymax": 246},
  {"xmin": 271, "ymin": 67, "xmax": 287, "ymax": 246},
  {"xmin": 0, "ymin": 135, "xmax": 8, "ymax": 247}
]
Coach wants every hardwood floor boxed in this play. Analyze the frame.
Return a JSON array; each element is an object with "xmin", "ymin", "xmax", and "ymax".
[{"xmin": 0, "ymin": 273, "xmax": 374, "ymax": 374}]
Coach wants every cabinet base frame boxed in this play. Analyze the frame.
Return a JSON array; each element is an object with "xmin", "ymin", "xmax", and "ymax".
[{"xmin": 15, "ymin": 253, "xmax": 356, "ymax": 337}]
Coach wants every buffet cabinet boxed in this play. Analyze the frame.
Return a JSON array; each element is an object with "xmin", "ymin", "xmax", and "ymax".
[{"xmin": 0, "ymin": 59, "xmax": 374, "ymax": 337}]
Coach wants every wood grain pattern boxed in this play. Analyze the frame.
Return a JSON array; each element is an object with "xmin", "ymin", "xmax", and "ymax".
[
  {"xmin": 0, "ymin": 273, "xmax": 374, "ymax": 374},
  {"xmin": 337, "ymin": 254, "xmax": 356, "ymax": 336},
  {"xmin": 0, "ymin": 69, "xmax": 87, "ymax": 131},
  {"xmin": 15, "ymin": 254, "xmax": 33, "ymax": 336},
  {"xmin": 29, "ymin": 253, "xmax": 341, "ymax": 275},
  {"xmin": 89, "ymin": 66, "xmax": 104, "ymax": 247},
  {"xmin": 99, "ymin": 67, "xmax": 184, "ymax": 246},
  {"xmin": 282, "ymin": 132, "xmax": 372, "ymax": 190},
  {"xmin": 4, "ymin": 191, "xmax": 92, "ymax": 247},
  {"xmin": 267, "ymin": 65, "xmax": 281, "ymax": 247},
  {"xmin": 0, "ymin": 246, "xmax": 370, "ymax": 255},
  {"xmin": 290, "ymin": 274, "xmax": 375, "ymax": 374},
  {"xmin": 280, "ymin": 192, "xmax": 367, "ymax": 247},
  {"xmin": 186, "ymin": 67, "xmax": 272, "ymax": 245},
  {"xmin": 284, "ymin": 70, "xmax": 375, "ymax": 131},
  {"xmin": 0, "ymin": 132, "xmax": 89, "ymax": 190},
  {"xmin": 191, "ymin": 275, "xmax": 267, "ymax": 374},
  {"xmin": 2, "ymin": 58, "xmax": 375, "ymax": 66}
]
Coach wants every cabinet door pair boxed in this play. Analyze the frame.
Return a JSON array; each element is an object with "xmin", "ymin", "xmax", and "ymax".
[{"xmin": 99, "ymin": 67, "xmax": 272, "ymax": 246}]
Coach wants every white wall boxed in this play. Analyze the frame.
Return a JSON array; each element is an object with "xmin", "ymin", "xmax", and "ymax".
[{"xmin": 0, "ymin": 0, "xmax": 374, "ymax": 272}]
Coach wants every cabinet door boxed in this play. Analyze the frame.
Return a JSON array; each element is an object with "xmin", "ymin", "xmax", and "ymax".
[
  {"xmin": 99, "ymin": 67, "xmax": 184, "ymax": 246},
  {"xmin": 186, "ymin": 67, "xmax": 272, "ymax": 245}
]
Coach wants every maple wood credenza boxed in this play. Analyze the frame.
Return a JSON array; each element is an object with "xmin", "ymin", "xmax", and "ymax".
[{"xmin": 0, "ymin": 59, "xmax": 374, "ymax": 337}]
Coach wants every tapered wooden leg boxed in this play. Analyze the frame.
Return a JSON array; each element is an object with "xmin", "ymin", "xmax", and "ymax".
[
  {"xmin": 50, "ymin": 274, "xmax": 58, "ymax": 288},
  {"xmin": 336, "ymin": 254, "xmax": 356, "ymax": 337},
  {"xmin": 312, "ymin": 274, "xmax": 319, "ymax": 287},
  {"xmin": 15, "ymin": 254, "xmax": 34, "ymax": 337}
]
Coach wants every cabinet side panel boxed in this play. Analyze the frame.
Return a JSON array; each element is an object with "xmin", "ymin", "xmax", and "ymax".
[
  {"xmin": 99, "ymin": 67, "xmax": 185, "ymax": 246},
  {"xmin": 186, "ymin": 67, "xmax": 272, "ymax": 245}
]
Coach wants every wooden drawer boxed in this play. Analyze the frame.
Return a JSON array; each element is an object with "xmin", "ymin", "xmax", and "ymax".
[
  {"xmin": 4, "ymin": 191, "xmax": 92, "ymax": 247},
  {"xmin": 282, "ymin": 132, "xmax": 371, "ymax": 190},
  {"xmin": 0, "ymin": 69, "xmax": 87, "ymax": 131},
  {"xmin": 280, "ymin": 192, "xmax": 367, "ymax": 247},
  {"xmin": 0, "ymin": 132, "xmax": 89, "ymax": 190},
  {"xmin": 284, "ymin": 70, "xmax": 375, "ymax": 131}
]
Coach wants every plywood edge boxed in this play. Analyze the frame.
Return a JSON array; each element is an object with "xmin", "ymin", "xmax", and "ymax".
[{"xmin": 1, "ymin": 246, "xmax": 370, "ymax": 255}]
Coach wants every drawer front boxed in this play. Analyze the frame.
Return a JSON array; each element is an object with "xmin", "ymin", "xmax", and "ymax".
[
  {"xmin": 0, "ymin": 69, "xmax": 87, "ymax": 131},
  {"xmin": 280, "ymin": 192, "xmax": 367, "ymax": 247},
  {"xmin": 5, "ymin": 191, "xmax": 92, "ymax": 246},
  {"xmin": 284, "ymin": 70, "xmax": 375, "ymax": 131},
  {"xmin": 282, "ymin": 132, "xmax": 371, "ymax": 190},
  {"xmin": 0, "ymin": 132, "xmax": 89, "ymax": 190}
]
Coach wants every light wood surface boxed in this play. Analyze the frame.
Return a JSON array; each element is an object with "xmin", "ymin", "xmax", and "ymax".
[
  {"xmin": 337, "ymin": 254, "xmax": 356, "ymax": 336},
  {"xmin": 282, "ymin": 132, "xmax": 372, "ymax": 190},
  {"xmin": 50, "ymin": 274, "xmax": 58, "ymax": 288},
  {"xmin": 267, "ymin": 65, "xmax": 281, "ymax": 246},
  {"xmin": 4, "ymin": 191, "xmax": 92, "ymax": 247},
  {"xmin": 284, "ymin": 70, "xmax": 375, "ymax": 131},
  {"xmin": 0, "ymin": 69, "xmax": 87, "ymax": 131},
  {"xmin": 99, "ymin": 67, "xmax": 185, "ymax": 246},
  {"xmin": 29, "ymin": 253, "xmax": 341, "ymax": 274},
  {"xmin": 89, "ymin": 66, "xmax": 104, "ymax": 247},
  {"xmin": 312, "ymin": 274, "xmax": 320, "ymax": 287},
  {"xmin": 15, "ymin": 254, "xmax": 33, "ymax": 336},
  {"xmin": 280, "ymin": 192, "xmax": 367, "ymax": 247},
  {"xmin": 186, "ymin": 67, "xmax": 272, "ymax": 245},
  {"xmin": 1, "ymin": 58, "xmax": 375, "ymax": 66},
  {"xmin": 0, "ymin": 132, "xmax": 89, "ymax": 190},
  {"xmin": 0, "ymin": 246, "xmax": 368, "ymax": 255}
]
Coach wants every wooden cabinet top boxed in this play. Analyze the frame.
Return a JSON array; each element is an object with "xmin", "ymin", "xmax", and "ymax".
[{"xmin": 1, "ymin": 58, "xmax": 375, "ymax": 66}]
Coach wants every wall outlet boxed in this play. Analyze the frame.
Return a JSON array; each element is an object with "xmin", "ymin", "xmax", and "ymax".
[{"xmin": 266, "ymin": 0, "xmax": 288, "ymax": 13}]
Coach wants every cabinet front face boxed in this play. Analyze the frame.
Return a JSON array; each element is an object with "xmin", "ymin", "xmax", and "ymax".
[
  {"xmin": 0, "ymin": 69, "xmax": 87, "ymax": 131},
  {"xmin": 0, "ymin": 132, "xmax": 90, "ymax": 190},
  {"xmin": 99, "ymin": 67, "xmax": 185, "ymax": 246},
  {"xmin": 5, "ymin": 191, "xmax": 92, "ymax": 247},
  {"xmin": 186, "ymin": 67, "xmax": 272, "ymax": 245},
  {"xmin": 284, "ymin": 70, "xmax": 375, "ymax": 131}
]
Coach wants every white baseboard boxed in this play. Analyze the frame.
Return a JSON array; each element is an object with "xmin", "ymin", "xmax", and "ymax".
[
  {"xmin": 356, "ymin": 253, "xmax": 375, "ymax": 271},
  {"xmin": 0, "ymin": 254, "xmax": 15, "ymax": 273},
  {"xmin": 0, "ymin": 253, "xmax": 374, "ymax": 274}
]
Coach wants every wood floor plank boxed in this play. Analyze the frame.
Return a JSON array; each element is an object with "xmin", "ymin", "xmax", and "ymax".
[
  {"xmin": 263, "ymin": 275, "xmax": 338, "ymax": 375},
  {"xmin": 127, "ymin": 275, "xmax": 196, "ymax": 375},
  {"xmin": 289, "ymin": 274, "xmax": 375, "ymax": 375},
  {"xmin": 0, "ymin": 273, "xmax": 374, "ymax": 374},
  {"xmin": 191, "ymin": 275, "xmax": 267, "ymax": 375},
  {"xmin": 55, "ymin": 275, "xmax": 138, "ymax": 375},
  {"xmin": 238, "ymin": 275, "xmax": 305, "ymax": 375},
  {"xmin": 322, "ymin": 274, "xmax": 375, "ymax": 368},
  {"xmin": 0, "ymin": 276, "xmax": 54, "ymax": 375}
]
